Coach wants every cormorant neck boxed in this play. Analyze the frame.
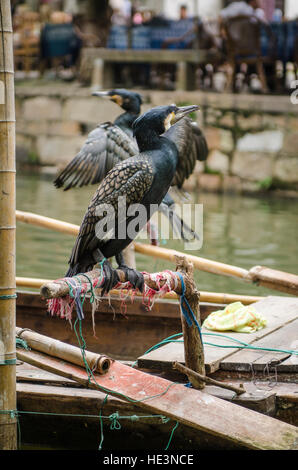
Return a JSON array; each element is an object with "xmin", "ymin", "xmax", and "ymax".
[
  {"xmin": 135, "ymin": 127, "xmax": 163, "ymax": 153},
  {"xmin": 114, "ymin": 111, "xmax": 139, "ymax": 130}
]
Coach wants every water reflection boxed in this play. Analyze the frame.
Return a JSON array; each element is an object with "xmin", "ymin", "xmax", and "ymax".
[{"xmin": 16, "ymin": 171, "xmax": 298, "ymax": 296}]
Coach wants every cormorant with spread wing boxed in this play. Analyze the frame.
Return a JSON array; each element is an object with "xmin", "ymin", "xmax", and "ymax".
[
  {"xmin": 53, "ymin": 89, "xmax": 208, "ymax": 241},
  {"xmin": 65, "ymin": 104, "xmax": 198, "ymax": 294},
  {"xmin": 54, "ymin": 89, "xmax": 141, "ymax": 191}
]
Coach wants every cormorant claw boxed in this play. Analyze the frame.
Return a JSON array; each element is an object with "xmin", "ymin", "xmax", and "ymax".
[
  {"xmin": 101, "ymin": 259, "xmax": 120, "ymax": 296},
  {"xmin": 118, "ymin": 264, "xmax": 144, "ymax": 293}
]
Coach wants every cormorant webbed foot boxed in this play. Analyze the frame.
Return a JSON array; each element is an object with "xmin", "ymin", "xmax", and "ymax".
[{"xmin": 118, "ymin": 264, "xmax": 144, "ymax": 293}]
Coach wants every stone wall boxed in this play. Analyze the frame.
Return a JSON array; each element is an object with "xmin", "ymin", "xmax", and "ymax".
[{"xmin": 15, "ymin": 85, "xmax": 298, "ymax": 195}]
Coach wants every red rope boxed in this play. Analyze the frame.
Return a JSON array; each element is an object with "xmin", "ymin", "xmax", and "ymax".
[{"xmin": 46, "ymin": 270, "xmax": 178, "ymax": 321}]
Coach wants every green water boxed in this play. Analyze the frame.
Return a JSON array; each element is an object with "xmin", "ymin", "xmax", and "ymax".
[{"xmin": 16, "ymin": 171, "xmax": 298, "ymax": 297}]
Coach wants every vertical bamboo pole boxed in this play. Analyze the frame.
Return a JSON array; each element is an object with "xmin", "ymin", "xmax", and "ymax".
[{"xmin": 0, "ymin": 0, "xmax": 17, "ymax": 450}]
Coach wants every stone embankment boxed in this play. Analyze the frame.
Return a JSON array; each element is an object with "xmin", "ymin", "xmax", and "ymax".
[{"xmin": 15, "ymin": 84, "xmax": 298, "ymax": 196}]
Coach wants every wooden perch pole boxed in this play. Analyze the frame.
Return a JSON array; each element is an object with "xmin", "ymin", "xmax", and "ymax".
[
  {"xmin": 16, "ymin": 275, "xmax": 264, "ymax": 305},
  {"xmin": 0, "ymin": 0, "xmax": 17, "ymax": 450},
  {"xmin": 40, "ymin": 256, "xmax": 205, "ymax": 389},
  {"xmin": 16, "ymin": 210, "xmax": 298, "ymax": 296}
]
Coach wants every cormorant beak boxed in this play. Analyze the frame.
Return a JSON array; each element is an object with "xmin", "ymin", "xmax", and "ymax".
[
  {"xmin": 172, "ymin": 105, "xmax": 199, "ymax": 123},
  {"xmin": 92, "ymin": 91, "xmax": 123, "ymax": 106},
  {"xmin": 92, "ymin": 91, "xmax": 110, "ymax": 98}
]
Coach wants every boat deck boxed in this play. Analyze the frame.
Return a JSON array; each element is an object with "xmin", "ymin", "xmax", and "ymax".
[
  {"xmin": 15, "ymin": 294, "xmax": 298, "ymax": 450},
  {"xmin": 137, "ymin": 296, "xmax": 298, "ymax": 375}
]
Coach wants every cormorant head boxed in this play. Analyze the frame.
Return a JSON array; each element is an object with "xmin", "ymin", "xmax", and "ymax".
[
  {"xmin": 92, "ymin": 89, "xmax": 143, "ymax": 114},
  {"xmin": 132, "ymin": 104, "xmax": 199, "ymax": 137}
]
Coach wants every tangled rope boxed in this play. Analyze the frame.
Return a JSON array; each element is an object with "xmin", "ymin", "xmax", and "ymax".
[{"xmin": 46, "ymin": 268, "xmax": 179, "ymax": 325}]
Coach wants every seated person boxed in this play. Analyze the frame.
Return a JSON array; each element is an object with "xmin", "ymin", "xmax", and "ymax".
[
  {"xmin": 162, "ymin": 18, "xmax": 218, "ymax": 51},
  {"xmin": 219, "ymin": 0, "xmax": 266, "ymax": 23}
]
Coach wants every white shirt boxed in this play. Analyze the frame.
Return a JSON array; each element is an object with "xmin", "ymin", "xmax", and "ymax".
[{"xmin": 220, "ymin": 1, "xmax": 266, "ymax": 21}]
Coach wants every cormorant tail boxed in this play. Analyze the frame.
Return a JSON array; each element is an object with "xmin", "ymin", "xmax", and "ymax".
[{"xmin": 159, "ymin": 202, "xmax": 200, "ymax": 242}]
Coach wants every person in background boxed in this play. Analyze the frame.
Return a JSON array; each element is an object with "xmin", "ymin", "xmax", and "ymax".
[
  {"xmin": 219, "ymin": 0, "xmax": 276, "ymax": 92},
  {"xmin": 179, "ymin": 4, "xmax": 189, "ymax": 20},
  {"xmin": 110, "ymin": 0, "xmax": 131, "ymax": 26},
  {"xmin": 220, "ymin": 0, "xmax": 267, "ymax": 22}
]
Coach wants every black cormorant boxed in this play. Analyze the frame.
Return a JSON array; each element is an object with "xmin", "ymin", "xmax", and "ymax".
[
  {"xmin": 65, "ymin": 104, "xmax": 199, "ymax": 295},
  {"xmin": 53, "ymin": 89, "xmax": 208, "ymax": 241}
]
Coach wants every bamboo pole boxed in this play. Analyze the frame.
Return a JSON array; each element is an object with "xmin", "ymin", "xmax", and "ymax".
[
  {"xmin": 15, "ymin": 210, "xmax": 249, "ymax": 280},
  {"xmin": 16, "ymin": 275, "xmax": 264, "ymax": 305},
  {"xmin": 15, "ymin": 209, "xmax": 79, "ymax": 236},
  {"xmin": 15, "ymin": 209, "xmax": 298, "ymax": 296},
  {"xmin": 16, "ymin": 327, "xmax": 111, "ymax": 374},
  {"xmin": 0, "ymin": 0, "xmax": 17, "ymax": 450},
  {"xmin": 40, "ymin": 256, "xmax": 206, "ymax": 389}
]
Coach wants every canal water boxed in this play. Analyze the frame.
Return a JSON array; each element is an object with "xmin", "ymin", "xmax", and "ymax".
[{"xmin": 16, "ymin": 171, "xmax": 298, "ymax": 297}]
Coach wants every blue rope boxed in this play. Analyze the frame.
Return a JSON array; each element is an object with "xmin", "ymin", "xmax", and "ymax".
[
  {"xmin": 65, "ymin": 258, "xmax": 106, "ymax": 321},
  {"xmin": 66, "ymin": 277, "xmax": 85, "ymax": 320},
  {"xmin": 177, "ymin": 272, "xmax": 202, "ymax": 341},
  {"xmin": 0, "ymin": 294, "xmax": 17, "ymax": 300}
]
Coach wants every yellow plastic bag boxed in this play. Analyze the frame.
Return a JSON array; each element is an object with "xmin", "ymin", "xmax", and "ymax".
[{"xmin": 202, "ymin": 301, "xmax": 267, "ymax": 333}]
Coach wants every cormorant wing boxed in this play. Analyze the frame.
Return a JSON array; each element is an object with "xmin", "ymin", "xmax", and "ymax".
[
  {"xmin": 53, "ymin": 123, "xmax": 139, "ymax": 191},
  {"xmin": 68, "ymin": 158, "xmax": 154, "ymax": 268},
  {"xmin": 163, "ymin": 117, "xmax": 208, "ymax": 188}
]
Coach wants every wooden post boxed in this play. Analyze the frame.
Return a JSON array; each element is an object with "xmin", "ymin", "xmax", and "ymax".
[
  {"xmin": 0, "ymin": 0, "xmax": 17, "ymax": 450},
  {"xmin": 175, "ymin": 255, "xmax": 205, "ymax": 389}
]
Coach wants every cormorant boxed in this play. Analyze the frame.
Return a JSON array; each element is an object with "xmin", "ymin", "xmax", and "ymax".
[
  {"xmin": 65, "ymin": 104, "xmax": 199, "ymax": 295},
  {"xmin": 53, "ymin": 89, "xmax": 141, "ymax": 191},
  {"xmin": 53, "ymin": 89, "xmax": 208, "ymax": 241}
]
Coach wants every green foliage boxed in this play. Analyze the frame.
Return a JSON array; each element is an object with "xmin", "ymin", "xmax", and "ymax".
[
  {"xmin": 204, "ymin": 165, "xmax": 220, "ymax": 175},
  {"xmin": 258, "ymin": 177, "xmax": 273, "ymax": 190},
  {"xmin": 27, "ymin": 151, "xmax": 40, "ymax": 165}
]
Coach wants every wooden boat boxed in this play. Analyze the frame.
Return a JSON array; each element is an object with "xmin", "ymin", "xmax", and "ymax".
[
  {"xmin": 13, "ymin": 211, "xmax": 298, "ymax": 450},
  {"xmin": 16, "ymin": 288, "xmax": 298, "ymax": 451}
]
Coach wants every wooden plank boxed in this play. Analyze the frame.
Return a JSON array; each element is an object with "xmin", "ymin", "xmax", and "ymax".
[
  {"xmin": 17, "ymin": 371, "xmax": 298, "ymax": 423},
  {"xmin": 138, "ymin": 296, "xmax": 298, "ymax": 373},
  {"xmin": 221, "ymin": 318, "xmax": 298, "ymax": 372},
  {"xmin": 16, "ymin": 362, "xmax": 76, "ymax": 386},
  {"xmin": 16, "ymin": 348, "xmax": 298, "ymax": 450},
  {"xmin": 15, "ymin": 380, "xmax": 276, "ymax": 424},
  {"xmin": 16, "ymin": 383, "xmax": 227, "ymax": 451}
]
